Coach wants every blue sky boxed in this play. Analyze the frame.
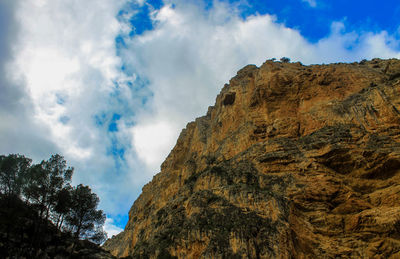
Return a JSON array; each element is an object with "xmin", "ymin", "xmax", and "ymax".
[
  {"xmin": 1, "ymin": 0, "xmax": 400, "ymax": 237},
  {"xmin": 240, "ymin": 0, "xmax": 400, "ymax": 41},
  {"xmin": 126, "ymin": 0, "xmax": 400, "ymax": 42}
]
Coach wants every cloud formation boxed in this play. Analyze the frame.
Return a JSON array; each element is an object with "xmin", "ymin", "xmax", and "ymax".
[
  {"xmin": 302, "ymin": 0, "xmax": 317, "ymax": 8},
  {"xmin": 104, "ymin": 218, "xmax": 124, "ymax": 238},
  {"xmin": 0, "ymin": 0, "xmax": 59, "ymax": 160}
]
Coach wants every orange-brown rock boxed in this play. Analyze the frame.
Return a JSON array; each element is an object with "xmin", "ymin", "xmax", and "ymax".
[{"xmin": 104, "ymin": 58, "xmax": 400, "ymax": 258}]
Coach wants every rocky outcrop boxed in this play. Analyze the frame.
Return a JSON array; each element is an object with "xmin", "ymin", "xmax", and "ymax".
[{"xmin": 104, "ymin": 58, "xmax": 400, "ymax": 258}]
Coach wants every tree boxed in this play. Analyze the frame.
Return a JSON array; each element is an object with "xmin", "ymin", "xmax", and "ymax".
[
  {"xmin": 0, "ymin": 153, "xmax": 108, "ymax": 256},
  {"xmin": 0, "ymin": 154, "xmax": 31, "ymax": 197},
  {"xmin": 65, "ymin": 184, "xmax": 106, "ymax": 244},
  {"xmin": 53, "ymin": 185, "xmax": 73, "ymax": 230},
  {"xmin": 24, "ymin": 154, "xmax": 73, "ymax": 220},
  {"xmin": 280, "ymin": 57, "xmax": 291, "ymax": 63}
]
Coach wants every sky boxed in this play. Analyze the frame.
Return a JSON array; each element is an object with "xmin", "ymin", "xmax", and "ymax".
[{"xmin": 1, "ymin": 0, "xmax": 400, "ymax": 237}]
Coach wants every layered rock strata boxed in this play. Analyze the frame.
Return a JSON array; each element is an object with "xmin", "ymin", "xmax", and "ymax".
[{"xmin": 104, "ymin": 59, "xmax": 400, "ymax": 258}]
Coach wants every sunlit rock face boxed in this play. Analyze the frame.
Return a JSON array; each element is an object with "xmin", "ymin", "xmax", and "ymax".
[{"xmin": 104, "ymin": 59, "xmax": 400, "ymax": 258}]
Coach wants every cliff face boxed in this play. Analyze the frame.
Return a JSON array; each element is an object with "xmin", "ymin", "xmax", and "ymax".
[{"xmin": 104, "ymin": 59, "xmax": 400, "ymax": 258}]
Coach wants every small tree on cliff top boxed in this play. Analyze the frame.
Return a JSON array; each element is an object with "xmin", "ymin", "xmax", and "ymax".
[{"xmin": 280, "ymin": 57, "xmax": 291, "ymax": 63}]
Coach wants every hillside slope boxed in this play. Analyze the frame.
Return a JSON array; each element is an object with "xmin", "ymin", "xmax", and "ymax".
[
  {"xmin": 104, "ymin": 58, "xmax": 400, "ymax": 258},
  {"xmin": 0, "ymin": 195, "xmax": 115, "ymax": 258}
]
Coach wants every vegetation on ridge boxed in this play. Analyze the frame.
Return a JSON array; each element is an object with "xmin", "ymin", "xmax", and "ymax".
[{"xmin": 0, "ymin": 153, "xmax": 108, "ymax": 258}]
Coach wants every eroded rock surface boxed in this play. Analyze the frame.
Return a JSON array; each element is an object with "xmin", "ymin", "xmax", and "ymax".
[{"xmin": 104, "ymin": 59, "xmax": 400, "ymax": 258}]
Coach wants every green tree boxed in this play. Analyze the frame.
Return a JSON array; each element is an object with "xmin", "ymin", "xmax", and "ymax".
[
  {"xmin": 0, "ymin": 154, "xmax": 32, "ymax": 245},
  {"xmin": 0, "ymin": 154, "xmax": 31, "ymax": 197},
  {"xmin": 53, "ymin": 185, "xmax": 73, "ymax": 230},
  {"xmin": 65, "ymin": 184, "xmax": 106, "ymax": 244},
  {"xmin": 0, "ymin": 153, "xmax": 108, "ymax": 255},
  {"xmin": 24, "ymin": 154, "xmax": 73, "ymax": 220}
]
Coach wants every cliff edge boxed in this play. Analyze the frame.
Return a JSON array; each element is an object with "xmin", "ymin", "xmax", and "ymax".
[{"xmin": 104, "ymin": 58, "xmax": 400, "ymax": 258}]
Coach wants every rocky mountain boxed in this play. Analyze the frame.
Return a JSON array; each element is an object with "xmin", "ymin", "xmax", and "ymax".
[{"xmin": 104, "ymin": 58, "xmax": 400, "ymax": 258}]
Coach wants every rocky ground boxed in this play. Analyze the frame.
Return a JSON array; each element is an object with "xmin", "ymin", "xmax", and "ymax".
[{"xmin": 104, "ymin": 58, "xmax": 400, "ymax": 258}]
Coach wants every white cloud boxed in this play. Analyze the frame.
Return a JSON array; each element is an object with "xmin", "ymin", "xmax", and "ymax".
[
  {"xmin": 104, "ymin": 218, "xmax": 124, "ymax": 238},
  {"xmin": 12, "ymin": 0, "xmax": 123, "ymax": 161},
  {"xmin": 133, "ymin": 118, "xmax": 179, "ymax": 172},
  {"xmin": 313, "ymin": 22, "xmax": 400, "ymax": 63},
  {"xmin": 302, "ymin": 0, "xmax": 317, "ymax": 8},
  {"xmin": 0, "ymin": 0, "xmax": 59, "ymax": 160}
]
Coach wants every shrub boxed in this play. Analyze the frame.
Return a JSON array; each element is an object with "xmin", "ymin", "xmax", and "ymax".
[{"xmin": 280, "ymin": 57, "xmax": 290, "ymax": 63}]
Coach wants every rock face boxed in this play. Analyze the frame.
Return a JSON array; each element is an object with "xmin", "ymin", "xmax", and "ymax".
[{"xmin": 104, "ymin": 59, "xmax": 400, "ymax": 258}]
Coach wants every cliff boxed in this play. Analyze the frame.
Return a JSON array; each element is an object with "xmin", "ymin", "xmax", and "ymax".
[{"xmin": 104, "ymin": 58, "xmax": 400, "ymax": 258}]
